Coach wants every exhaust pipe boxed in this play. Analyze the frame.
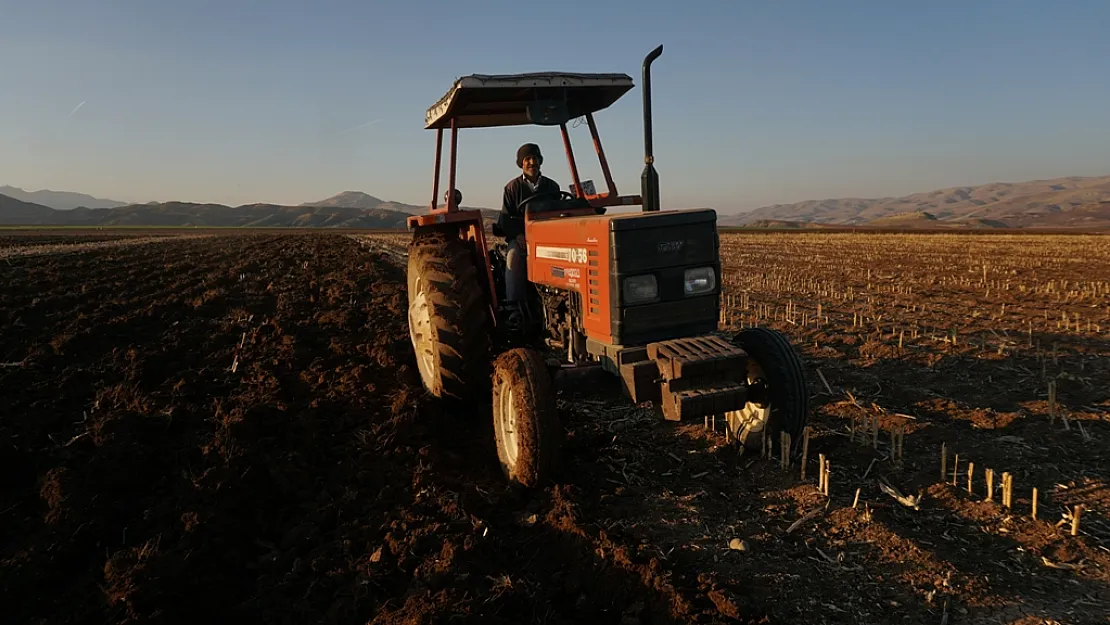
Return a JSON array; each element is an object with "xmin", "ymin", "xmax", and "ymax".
[{"xmin": 641, "ymin": 44, "xmax": 663, "ymax": 212}]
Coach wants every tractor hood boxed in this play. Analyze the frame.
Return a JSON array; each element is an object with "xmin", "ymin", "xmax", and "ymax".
[{"xmin": 606, "ymin": 207, "xmax": 717, "ymax": 231}]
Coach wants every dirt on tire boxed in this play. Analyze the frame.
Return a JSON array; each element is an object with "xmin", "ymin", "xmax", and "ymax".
[
  {"xmin": 406, "ymin": 228, "xmax": 491, "ymax": 401},
  {"xmin": 491, "ymin": 347, "xmax": 562, "ymax": 488}
]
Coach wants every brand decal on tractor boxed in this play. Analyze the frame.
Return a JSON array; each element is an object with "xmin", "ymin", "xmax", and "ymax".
[
  {"xmin": 657, "ymin": 240, "xmax": 684, "ymax": 253},
  {"xmin": 535, "ymin": 245, "xmax": 589, "ymax": 264}
]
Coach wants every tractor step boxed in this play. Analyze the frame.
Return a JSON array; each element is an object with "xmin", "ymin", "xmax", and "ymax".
[{"xmin": 618, "ymin": 334, "xmax": 749, "ymax": 421}]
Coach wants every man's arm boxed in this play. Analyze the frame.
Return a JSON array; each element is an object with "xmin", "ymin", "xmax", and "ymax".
[
  {"xmin": 497, "ymin": 181, "xmax": 523, "ymax": 241},
  {"xmin": 501, "ymin": 182, "xmax": 516, "ymax": 215}
]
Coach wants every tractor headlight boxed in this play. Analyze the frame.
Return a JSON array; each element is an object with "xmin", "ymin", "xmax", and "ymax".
[
  {"xmin": 622, "ymin": 274, "xmax": 658, "ymax": 304},
  {"xmin": 684, "ymin": 267, "xmax": 716, "ymax": 295}
]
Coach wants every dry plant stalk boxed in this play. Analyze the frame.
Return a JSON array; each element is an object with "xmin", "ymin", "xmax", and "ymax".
[
  {"xmin": 818, "ymin": 453, "xmax": 826, "ymax": 493},
  {"xmin": 822, "ymin": 459, "xmax": 831, "ymax": 497},
  {"xmin": 816, "ymin": 368, "xmax": 833, "ymax": 395},
  {"xmin": 786, "ymin": 507, "xmax": 822, "ymax": 534},
  {"xmin": 967, "ymin": 462, "xmax": 974, "ymax": 494},
  {"xmin": 940, "ymin": 443, "xmax": 947, "ymax": 481},
  {"xmin": 1048, "ymin": 380, "xmax": 1057, "ymax": 423},
  {"xmin": 1071, "ymin": 505, "xmax": 1082, "ymax": 536},
  {"xmin": 878, "ymin": 477, "xmax": 921, "ymax": 509},
  {"xmin": 986, "ymin": 469, "xmax": 994, "ymax": 502},
  {"xmin": 952, "ymin": 454, "xmax": 960, "ymax": 486},
  {"xmin": 1032, "ymin": 488, "xmax": 1038, "ymax": 520},
  {"xmin": 780, "ymin": 432, "xmax": 792, "ymax": 471},
  {"xmin": 1077, "ymin": 420, "xmax": 1091, "ymax": 442},
  {"xmin": 1001, "ymin": 472, "xmax": 1013, "ymax": 509},
  {"xmin": 799, "ymin": 426, "xmax": 811, "ymax": 481},
  {"xmin": 889, "ymin": 423, "xmax": 905, "ymax": 466}
]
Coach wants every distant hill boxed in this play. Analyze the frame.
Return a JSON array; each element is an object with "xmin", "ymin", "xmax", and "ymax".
[
  {"xmin": 300, "ymin": 191, "xmax": 390, "ymax": 209},
  {"xmin": 721, "ymin": 174, "xmax": 1110, "ymax": 230},
  {"xmin": 0, "ymin": 195, "xmax": 415, "ymax": 229},
  {"xmin": 0, "ymin": 185, "xmax": 128, "ymax": 210},
  {"xmin": 0, "ymin": 192, "xmax": 500, "ymax": 230},
  {"xmin": 299, "ymin": 190, "xmax": 492, "ymax": 217},
  {"xmin": 0, "ymin": 193, "xmax": 62, "ymax": 222},
  {"xmin": 730, "ymin": 219, "xmax": 829, "ymax": 230}
]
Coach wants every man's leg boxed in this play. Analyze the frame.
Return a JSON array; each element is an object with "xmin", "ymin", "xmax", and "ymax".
[{"xmin": 504, "ymin": 238, "xmax": 527, "ymax": 302}]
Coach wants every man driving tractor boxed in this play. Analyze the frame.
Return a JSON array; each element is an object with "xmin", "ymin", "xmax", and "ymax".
[{"xmin": 497, "ymin": 142, "xmax": 561, "ymax": 321}]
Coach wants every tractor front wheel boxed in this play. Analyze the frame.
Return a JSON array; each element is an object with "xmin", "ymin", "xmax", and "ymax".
[
  {"xmin": 728, "ymin": 327, "xmax": 810, "ymax": 456},
  {"xmin": 407, "ymin": 228, "xmax": 491, "ymax": 401},
  {"xmin": 491, "ymin": 347, "xmax": 561, "ymax": 488}
]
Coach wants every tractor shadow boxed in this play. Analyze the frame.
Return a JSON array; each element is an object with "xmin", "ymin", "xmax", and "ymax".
[{"xmin": 400, "ymin": 389, "xmax": 707, "ymax": 623}]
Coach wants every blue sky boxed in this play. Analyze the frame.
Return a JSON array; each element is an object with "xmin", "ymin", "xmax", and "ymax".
[{"xmin": 2, "ymin": 0, "xmax": 1109, "ymax": 212}]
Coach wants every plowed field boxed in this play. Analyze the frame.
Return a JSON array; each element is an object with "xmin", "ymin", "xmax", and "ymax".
[{"xmin": 3, "ymin": 231, "xmax": 1109, "ymax": 625}]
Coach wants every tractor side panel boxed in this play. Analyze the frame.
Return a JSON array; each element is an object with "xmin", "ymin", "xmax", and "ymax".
[{"xmin": 525, "ymin": 217, "xmax": 614, "ymax": 343}]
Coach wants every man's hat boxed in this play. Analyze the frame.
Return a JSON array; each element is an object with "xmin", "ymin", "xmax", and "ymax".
[{"xmin": 516, "ymin": 143, "xmax": 542, "ymax": 168}]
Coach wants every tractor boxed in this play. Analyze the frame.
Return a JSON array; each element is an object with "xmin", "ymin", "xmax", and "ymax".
[{"xmin": 405, "ymin": 45, "xmax": 810, "ymax": 487}]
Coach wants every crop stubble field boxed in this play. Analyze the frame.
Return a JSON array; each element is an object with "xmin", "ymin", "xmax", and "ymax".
[{"xmin": 1, "ymin": 229, "xmax": 1108, "ymax": 624}]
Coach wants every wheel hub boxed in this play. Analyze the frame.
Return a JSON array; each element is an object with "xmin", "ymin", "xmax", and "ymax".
[
  {"xmin": 408, "ymin": 275, "xmax": 436, "ymax": 388},
  {"xmin": 496, "ymin": 385, "xmax": 519, "ymax": 466},
  {"xmin": 725, "ymin": 358, "xmax": 772, "ymax": 445}
]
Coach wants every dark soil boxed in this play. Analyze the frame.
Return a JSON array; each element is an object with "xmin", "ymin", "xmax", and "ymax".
[{"xmin": 2, "ymin": 231, "xmax": 1108, "ymax": 625}]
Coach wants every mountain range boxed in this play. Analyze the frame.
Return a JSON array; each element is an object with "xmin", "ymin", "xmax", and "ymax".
[
  {"xmin": 0, "ymin": 185, "xmax": 129, "ymax": 210},
  {"xmin": 0, "ymin": 190, "xmax": 496, "ymax": 228},
  {"xmin": 719, "ymin": 174, "xmax": 1110, "ymax": 229},
  {"xmin": 3, "ymin": 174, "xmax": 1110, "ymax": 229}
]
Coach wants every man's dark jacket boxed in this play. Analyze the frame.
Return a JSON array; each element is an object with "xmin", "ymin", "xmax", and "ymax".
[{"xmin": 497, "ymin": 175, "xmax": 561, "ymax": 241}]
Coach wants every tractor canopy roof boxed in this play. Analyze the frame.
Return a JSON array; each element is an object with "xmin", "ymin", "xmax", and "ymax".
[{"xmin": 424, "ymin": 72, "xmax": 634, "ymax": 130}]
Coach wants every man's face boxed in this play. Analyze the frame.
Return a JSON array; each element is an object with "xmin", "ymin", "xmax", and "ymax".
[{"xmin": 521, "ymin": 154, "xmax": 541, "ymax": 179}]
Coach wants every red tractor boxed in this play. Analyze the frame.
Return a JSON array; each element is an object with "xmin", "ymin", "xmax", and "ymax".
[{"xmin": 406, "ymin": 46, "xmax": 809, "ymax": 487}]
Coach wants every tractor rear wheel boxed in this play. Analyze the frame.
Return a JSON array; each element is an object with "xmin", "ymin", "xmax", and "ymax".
[
  {"xmin": 491, "ymin": 347, "xmax": 561, "ymax": 488},
  {"xmin": 728, "ymin": 327, "xmax": 810, "ymax": 456},
  {"xmin": 406, "ymin": 228, "xmax": 491, "ymax": 401}
]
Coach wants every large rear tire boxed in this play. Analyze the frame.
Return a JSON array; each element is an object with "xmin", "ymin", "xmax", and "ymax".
[
  {"xmin": 406, "ymin": 228, "xmax": 491, "ymax": 401},
  {"xmin": 491, "ymin": 347, "xmax": 561, "ymax": 488},
  {"xmin": 727, "ymin": 327, "xmax": 810, "ymax": 456}
]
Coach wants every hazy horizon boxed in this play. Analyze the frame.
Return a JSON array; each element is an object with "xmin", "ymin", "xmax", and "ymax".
[
  {"xmin": 6, "ymin": 170, "xmax": 1110, "ymax": 215},
  {"xmin": 4, "ymin": 0, "xmax": 1110, "ymax": 212}
]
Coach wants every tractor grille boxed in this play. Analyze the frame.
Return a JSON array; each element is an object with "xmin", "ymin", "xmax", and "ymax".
[{"xmin": 608, "ymin": 209, "xmax": 720, "ymax": 345}]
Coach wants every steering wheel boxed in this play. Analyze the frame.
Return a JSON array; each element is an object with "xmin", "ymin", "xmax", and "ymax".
[{"xmin": 517, "ymin": 190, "xmax": 576, "ymax": 212}]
